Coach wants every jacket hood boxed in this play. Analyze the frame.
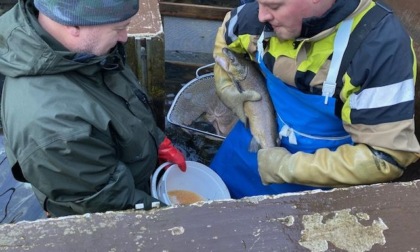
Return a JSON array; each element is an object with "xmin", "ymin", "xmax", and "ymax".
[{"xmin": 0, "ymin": 0, "xmax": 124, "ymax": 78}]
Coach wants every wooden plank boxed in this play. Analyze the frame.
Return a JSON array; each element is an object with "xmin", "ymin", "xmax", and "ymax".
[
  {"xmin": 1, "ymin": 180, "xmax": 420, "ymax": 251},
  {"xmin": 126, "ymin": 0, "xmax": 166, "ymax": 130},
  {"xmin": 158, "ymin": 0, "xmax": 236, "ymax": 8},
  {"xmin": 128, "ymin": 0, "xmax": 163, "ymax": 35},
  {"xmin": 145, "ymin": 36, "xmax": 166, "ymax": 129},
  {"xmin": 160, "ymin": 2, "xmax": 231, "ymax": 21},
  {"xmin": 125, "ymin": 35, "xmax": 165, "ymax": 130}
]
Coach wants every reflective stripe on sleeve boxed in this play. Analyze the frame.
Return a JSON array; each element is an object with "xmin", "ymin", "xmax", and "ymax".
[{"xmin": 349, "ymin": 79, "xmax": 414, "ymax": 110}]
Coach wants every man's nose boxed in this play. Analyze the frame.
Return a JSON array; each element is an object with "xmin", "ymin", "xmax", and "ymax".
[
  {"xmin": 118, "ymin": 31, "xmax": 128, "ymax": 43},
  {"xmin": 258, "ymin": 6, "xmax": 272, "ymax": 23}
]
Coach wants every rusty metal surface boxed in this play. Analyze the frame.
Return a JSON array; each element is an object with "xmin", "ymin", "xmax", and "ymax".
[{"xmin": 0, "ymin": 181, "xmax": 419, "ymax": 251}]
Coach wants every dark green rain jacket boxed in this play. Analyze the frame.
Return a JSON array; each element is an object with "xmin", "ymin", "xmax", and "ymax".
[{"xmin": 0, "ymin": 0, "xmax": 166, "ymax": 216}]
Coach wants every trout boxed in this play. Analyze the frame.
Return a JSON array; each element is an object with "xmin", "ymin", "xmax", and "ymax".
[{"xmin": 214, "ymin": 47, "xmax": 279, "ymax": 151}]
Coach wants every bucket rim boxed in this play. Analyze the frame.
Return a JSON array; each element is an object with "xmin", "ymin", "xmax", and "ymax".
[{"xmin": 151, "ymin": 161, "xmax": 231, "ymax": 205}]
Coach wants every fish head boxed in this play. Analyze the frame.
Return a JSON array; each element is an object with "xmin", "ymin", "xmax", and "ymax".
[{"xmin": 214, "ymin": 48, "xmax": 248, "ymax": 82}]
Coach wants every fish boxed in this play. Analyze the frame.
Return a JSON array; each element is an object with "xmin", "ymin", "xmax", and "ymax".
[{"xmin": 214, "ymin": 47, "xmax": 279, "ymax": 152}]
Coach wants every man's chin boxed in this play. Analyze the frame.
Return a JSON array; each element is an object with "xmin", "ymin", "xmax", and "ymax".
[{"xmin": 275, "ymin": 31, "xmax": 295, "ymax": 41}]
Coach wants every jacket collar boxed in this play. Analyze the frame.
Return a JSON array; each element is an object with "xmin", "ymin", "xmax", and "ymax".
[{"xmin": 299, "ymin": 0, "xmax": 360, "ymax": 38}]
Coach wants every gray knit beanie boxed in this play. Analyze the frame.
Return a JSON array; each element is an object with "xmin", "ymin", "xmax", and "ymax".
[{"xmin": 34, "ymin": 0, "xmax": 139, "ymax": 26}]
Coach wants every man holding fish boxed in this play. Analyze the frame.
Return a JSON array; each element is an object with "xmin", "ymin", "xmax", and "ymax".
[{"xmin": 210, "ymin": 0, "xmax": 420, "ymax": 198}]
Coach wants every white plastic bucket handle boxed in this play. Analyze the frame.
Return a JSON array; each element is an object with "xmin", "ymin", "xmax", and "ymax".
[{"xmin": 150, "ymin": 162, "xmax": 172, "ymax": 199}]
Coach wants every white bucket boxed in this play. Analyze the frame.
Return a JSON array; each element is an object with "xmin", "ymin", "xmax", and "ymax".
[{"xmin": 151, "ymin": 161, "xmax": 231, "ymax": 205}]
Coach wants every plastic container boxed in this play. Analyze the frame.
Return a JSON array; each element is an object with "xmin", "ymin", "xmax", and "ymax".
[{"xmin": 151, "ymin": 161, "xmax": 231, "ymax": 205}]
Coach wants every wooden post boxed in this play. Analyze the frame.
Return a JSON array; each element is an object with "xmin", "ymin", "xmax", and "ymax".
[{"xmin": 126, "ymin": 0, "xmax": 166, "ymax": 130}]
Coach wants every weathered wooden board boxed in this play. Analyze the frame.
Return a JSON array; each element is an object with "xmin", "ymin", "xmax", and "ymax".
[
  {"xmin": 159, "ymin": 0, "xmax": 236, "ymax": 8},
  {"xmin": 128, "ymin": 0, "xmax": 164, "ymax": 36},
  {"xmin": 126, "ymin": 0, "xmax": 166, "ymax": 130},
  {"xmin": 0, "ymin": 181, "xmax": 419, "ymax": 251},
  {"xmin": 160, "ymin": 2, "xmax": 231, "ymax": 21}
]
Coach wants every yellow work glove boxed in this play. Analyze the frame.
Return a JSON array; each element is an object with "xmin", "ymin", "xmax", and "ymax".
[
  {"xmin": 257, "ymin": 144, "xmax": 404, "ymax": 187},
  {"xmin": 214, "ymin": 63, "xmax": 261, "ymax": 123}
]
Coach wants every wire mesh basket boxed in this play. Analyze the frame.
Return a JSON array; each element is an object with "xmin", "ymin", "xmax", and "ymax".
[{"xmin": 166, "ymin": 64, "xmax": 238, "ymax": 141}]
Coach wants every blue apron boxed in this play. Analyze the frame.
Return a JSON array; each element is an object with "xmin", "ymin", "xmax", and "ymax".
[{"xmin": 210, "ymin": 20, "xmax": 354, "ymax": 199}]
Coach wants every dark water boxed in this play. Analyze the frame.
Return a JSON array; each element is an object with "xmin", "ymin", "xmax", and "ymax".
[
  {"xmin": 0, "ymin": 62, "xmax": 220, "ymax": 224},
  {"xmin": 165, "ymin": 123, "xmax": 222, "ymax": 166}
]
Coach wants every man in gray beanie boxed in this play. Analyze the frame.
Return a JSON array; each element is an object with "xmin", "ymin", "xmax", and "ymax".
[{"xmin": 0, "ymin": 0, "xmax": 187, "ymax": 217}]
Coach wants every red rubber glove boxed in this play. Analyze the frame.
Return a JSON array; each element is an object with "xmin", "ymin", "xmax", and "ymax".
[{"xmin": 158, "ymin": 137, "xmax": 187, "ymax": 172}]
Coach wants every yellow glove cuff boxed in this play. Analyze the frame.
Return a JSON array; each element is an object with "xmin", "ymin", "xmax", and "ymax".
[{"xmin": 258, "ymin": 144, "xmax": 404, "ymax": 187}]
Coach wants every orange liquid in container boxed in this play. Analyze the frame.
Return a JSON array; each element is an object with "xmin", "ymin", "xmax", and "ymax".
[{"xmin": 168, "ymin": 190, "xmax": 205, "ymax": 205}]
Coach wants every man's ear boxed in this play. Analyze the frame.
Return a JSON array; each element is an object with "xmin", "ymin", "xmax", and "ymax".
[{"xmin": 67, "ymin": 25, "xmax": 80, "ymax": 37}]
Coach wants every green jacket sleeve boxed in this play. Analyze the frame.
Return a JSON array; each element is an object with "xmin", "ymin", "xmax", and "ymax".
[{"xmin": 22, "ymin": 129, "xmax": 159, "ymax": 217}]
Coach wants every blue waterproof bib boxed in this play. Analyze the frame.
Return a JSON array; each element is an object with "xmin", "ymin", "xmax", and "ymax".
[{"xmin": 210, "ymin": 21, "xmax": 354, "ymax": 199}]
